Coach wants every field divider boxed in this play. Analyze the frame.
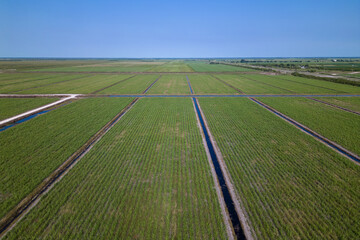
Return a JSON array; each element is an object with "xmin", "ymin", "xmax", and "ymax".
[
  {"xmin": 192, "ymin": 97, "xmax": 254, "ymax": 240},
  {"xmin": 0, "ymin": 94, "xmax": 78, "ymax": 127},
  {"xmin": 186, "ymin": 75, "xmax": 194, "ymax": 94},
  {"xmin": 91, "ymin": 75, "xmax": 136, "ymax": 94},
  {"xmin": 142, "ymin": 75, "xmax": 162, "ymax": 94},
  {"xmin": 249, "ymin": 97, "xmax": 360, "ymax": 165},
  {"xmin": 211, "ymin": 75, "xmax": 245, "ymax": 94},
  {"xmin": 0, "ymin": 97, "xmax": 140, "ymax": 238},
  {"xmin": 306, "ymin": 97, "xmax": 360, "ymax": 116}
]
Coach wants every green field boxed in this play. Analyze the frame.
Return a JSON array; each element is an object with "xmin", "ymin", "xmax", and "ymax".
[
  {"xmin": 0, "ymin": 98, "xmax": 133, "ymax": 219},
  {"xmin": 186, "ymin": 61, "xmax": 254, "ymax": 72},
  {"xmin": 4, "ymin": 98, "xmax": 228, "ymax": 239},
  {"xmin": 198, "ymin": 98, "xmax": 360, "ymax": 239},
  {"xmin": 188, "ymin": 75, "xmax": 237, "ymax": 94},
  {"xmin": 259, "ymin": 97, "xmax": 360, "ymax": 155},
  {"xmin": 149, "ymin": 61, "xmax": 194, "ymax": 72},
  {"xmin": 0, "ymin": 98, "xmax": 57, "ymax": 121},
  {"xmin": 314, "ymin": 97, "xmax": 360, "ymax": 112},
  {"xmin": 147, "ymin": 75, "xmax": 190, "ymax": 94},
  {"xmin": 98, "ymin": 75, "xmax": 159, "ymax": 94}
]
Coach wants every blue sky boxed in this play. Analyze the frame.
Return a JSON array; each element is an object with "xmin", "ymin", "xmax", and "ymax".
[{"xmin": 1, "ymin": 0, "xmax": 359, "ymax": 58}]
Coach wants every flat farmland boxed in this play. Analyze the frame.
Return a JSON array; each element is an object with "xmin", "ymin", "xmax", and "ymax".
[
  {"xmin": 314, "ymin": 97, "xmax": 360, "ymax": 112},
  {"xmin": 97, "ymin": 74, "xmax": 160, "ymax": 94},
  {"xmin": 147, "ymin": 75, "xmax": 190, "ymax": 94},
  {"xmin": 0, "ymin": 98, "xmax": 133, "ymax": 219},
  {"xmin": 0, "ymin": 98, "xmax": 57, "ymax": 121},
  {"xmin": 4, "ymin": 98, "xmax": 228, "ymax": 239},
  {"xmin": 198, "ymin": 98, "xmax": 360, "ymax": 239},
  {"xmin": 17, "ymin": 74, "xmax": 133, "ymax": 94},
  {"xmin": 186, "ymin": 61, "xmax": 254, "ymax": 72},
  {"xmin": 149, "ymin": 61, "xmax": 194, "ymax": 72},
  {"xmin": 188, "ymin": 75, "xmax": 238, "ymax": 94},
  {"xmin": 259, "ymin": 97, "xmax": 360, "ymax": 155}
]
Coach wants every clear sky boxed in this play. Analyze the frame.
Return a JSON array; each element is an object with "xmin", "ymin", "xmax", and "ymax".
[{"xmin": 1, "ymin": 0, "xmax": 359, "ymax": 58}]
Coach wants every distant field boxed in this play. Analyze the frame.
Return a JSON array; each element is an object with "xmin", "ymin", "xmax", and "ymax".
[
  {"xmin": 0, "ymin": 98, "xmax": 133, "ymax": 219},
  {"xmin": 188, "ymin": 75, "xmax": 238, "ymax": 94},
  {"xmin": 5, "ymin": 98, "xmax": 228, "ymax": 239},
  {"xmin": 0, "ymin": 98, "xmax": 57, "ymax": 121},
  {"xmin": 149, "ymin": 61, "xmax": 194, "ymax": 72},
  {"xmin": 147, "ymin": 75, "xmax": 190, "ymax": 94},
  {"xmin": 199, "ymin": 97, "xmax": 360, "ymax": 239},
  {"xmin": 187, "ymin": 61, "xmax": 254, "ymax": 72}
]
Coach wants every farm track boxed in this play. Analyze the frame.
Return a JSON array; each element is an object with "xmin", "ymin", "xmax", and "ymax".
[
  {"xmin": 211, "ymin": 75, "xmax": 245, "ymax": 93},
  {"xmin": 0, "ymin": 95, "xmax": 78, "ymax": 127},
  {"xmin": 0, "ymin": 77, "xmax": 163, "ymax": 238},
  {"xmin": 91, "ymin": 75, "xmax": 136, "ymax": 94},
  {"xmin": 9, "ymin": 75, "xmax": 91, "ymax": 93},
  {"xmin": 1, "ymin": 94, "xmax": 360, "ymax": 98},
  {"xmin": 249, "ymin": 97, "xmax": 360, "ymax": 165},
  {"xmin": 306, "ymin": 97, "xmax": 360, "ymax": 116},
  {"xmin": 187, "ymin": 77, "xmax": 252, "ymax": 240}
]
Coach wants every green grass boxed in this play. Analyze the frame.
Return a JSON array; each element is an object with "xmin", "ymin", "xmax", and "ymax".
[
  {"xmin": 98, "ymin": 75, "xmax": 160, "ymax": 94},
  {"xmin": 149, "ymin": 61, "xmax": 194, "ymax": 72},
  {"xmin": 215, "ymin": 74, "xmax": 289, "ymax": 94},
  {"xmin": 147, "ymin": 75, "xmax": 190, "ymax": 94},
  {"xmin": 188, "ymin": 75, "xmax": 238, "ymax": 94},
  {"xmin": 18, "ymin": 75, "xmax": 133, "ymax": 94},
  {"xmin": 0, "ymin": 98, "xmax": 133, "ymax": 219},
  {"xmin": 0, "ymin": 98, "xmax": 58, "ymax": 121},
  {"xmin": 245, "ymin": 74, "xmax": 341, "ymax": 94},
  {"xmin": 4, "ymin": 98, "xmax": 228, "ymax": 239},
  {"xmin": 277, "ymin": 75, "xmax": 360, "ymax": 93},
  {"xmin": 314, "ymin": 97, "xmax": 360, "ymax": 112},
  {"xmin": 186, "ymin": 61, "xmax": 255, "ymax": 72},
  {"xmin": 198, "ymin": 97, "xmax": 360, "ymax": 239},
  {"xmin": 259, "ymin": 97, "xmax": 360, "ymax": 155}
]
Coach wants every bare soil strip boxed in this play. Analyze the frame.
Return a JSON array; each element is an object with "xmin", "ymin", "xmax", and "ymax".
[
  {"xmin": 0, "ymin": 95, "xmax": 78, "ymax": 127},
  {"xmin": 306, "ymin": 97, "xmax": 360, "ymax": 116},
  {"xmin": 10, "ymin": 75, "xmax": 91, "ymax": 93},
  {"xmin": 211, "ymin": 75, "xmax": 245, "ymax": 94},
  {"xmin": 193, "ymin": 98, "xmax": 255, "ymax": 240},
  {"xmin": 249, "ymin": 97, "xmax": 360, "ymax": 165},
  {"xmin": 91, "ymin": 75, "xmax": 136, "ymax": 94},
  {"xmin": 0, "ymin": 97, "xmax": 140, "ymax": 238}
]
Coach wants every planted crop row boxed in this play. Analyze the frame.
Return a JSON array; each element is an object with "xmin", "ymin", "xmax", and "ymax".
[
  {"xmin": 259, "ymin": 97, "xmax": 360, "ymax": 155},
  {"xmin": 0, "ymin": 98, "xmax": 133, "ymax": 219},
  {"xmin": 17, "ymin": 75, "xmax": 132, "ymax": 94},
  {"xmin": 5, "ymin": 98, "xmax": 228, "ymax": 239},
  {"xmin": 188, "ymin": 75, "xmax": 238, "ymax": 94},
  {"xmin": 148, "ymin": 75, "xmax": 190, "ymax": 94},
  {"xmin": 198, "ymin": 98, "xmax": 360, "ymax": 239},
  {"xmin": 0, "ymin": 98, "xmax": 58, "ymax": 121},
  {"xmin": 98, "ymin": 74, "xmax": 160, "ymax": 94}
]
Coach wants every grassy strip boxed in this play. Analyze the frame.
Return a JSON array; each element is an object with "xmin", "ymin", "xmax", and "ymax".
[
  {"xmin": 259, "ymin": 97, "xmax": 360, "ymax": 155},
  {"xmin": 4, "ymin": 98, "xmax": 228, "ymax": 239},
  {"xmin": 0, "ymin": 98, "xmax": 133, "ymax": 219},
  {"xmin": 199, "ymin": 97, "xmax": 360, "ymax": 239},
  {"xmin": 0, "ymin": 98, "xmax": 57, "ymax": 121}
]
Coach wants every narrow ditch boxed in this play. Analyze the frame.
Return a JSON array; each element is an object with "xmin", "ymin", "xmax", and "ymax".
[{"xmin": 249, "ymin": 97, "xmax": 360, "ymax": 164}]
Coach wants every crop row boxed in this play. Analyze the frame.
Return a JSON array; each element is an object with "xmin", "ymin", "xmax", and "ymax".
[
  {"xmin": 0, "ymin": 98, "xmax": 133, "ymax": 219},
  {"xmin": 4, "ymin": 98, "xmax": 228, "ymax": 239},
  {"xmin": 198, "ymin": 98, "xmax": 360, "ymax": 239},
  {"xmin": 148, "ymin": 75, "xmax": 190, "ymax": 94}
]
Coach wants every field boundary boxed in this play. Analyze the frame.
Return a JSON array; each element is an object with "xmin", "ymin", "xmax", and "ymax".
[
  {"xmin": 91, "ymin": 75, "xmax": 136, "ymax": 94},
  {"xmin": 0, "ymin": 94, "xmax": 78, "ymax": 127},
  {"xmin": 249, "ymin": 97, "xmax": 360, "ymax": 165},
  {"xmin": 211, "ymin": 75, "xmax": 244, "ymax": 93},
  {"xmin": 0, "ymin": 97, "xmax": 140, "ymax": 238},
  {"xmin": 306, "ymin": 97, "xmax": 360, "ymax": 116}
]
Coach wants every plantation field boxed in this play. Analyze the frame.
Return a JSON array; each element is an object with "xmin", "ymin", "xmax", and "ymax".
[
  {"xmin": 0, "ymin": 98, "xmax": 57, "ymax": 121},
  {"xmin": 198, "ymin": 98, "xmax": 360, "ymax": 239},
  {"xmin": 17, "ymin": 74, "xmax": 133, "ymax": 94},
  {"xmin": 259, "ymin": 97, "xmax": 360, "ymax": 155},
  {"xmin": 149, "ymin": 61, "xmax": 194, "ymax": 72},
  {"xmin": 4, "ymin": 98, "xmax": 228, "ymax": 239},
  {"xmin": 314, "ymin": 97, "xmax": 360, "ymax": 112},
  {"xmin": 147, "ymin": 75, "xmax": 190, "ymax": 94},
  {"xmin": 188, "ymin": 75, "xmax": 238, "ymax": 94},
  {"xmin": 98, "ymin": 74, "xmax": 159, "ymax": 94},
  {"xmin": 0, "ymin": 98, "xmax": 133, "ymax": 219},
  {"xmin": 186, "ymin": 61, "xmax": 254, "ymax": 72}
]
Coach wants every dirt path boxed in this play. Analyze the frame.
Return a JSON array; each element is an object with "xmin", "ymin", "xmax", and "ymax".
[{"xmin": 0, "ymin": 94, "xmax": 78, "ymax": 126}]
